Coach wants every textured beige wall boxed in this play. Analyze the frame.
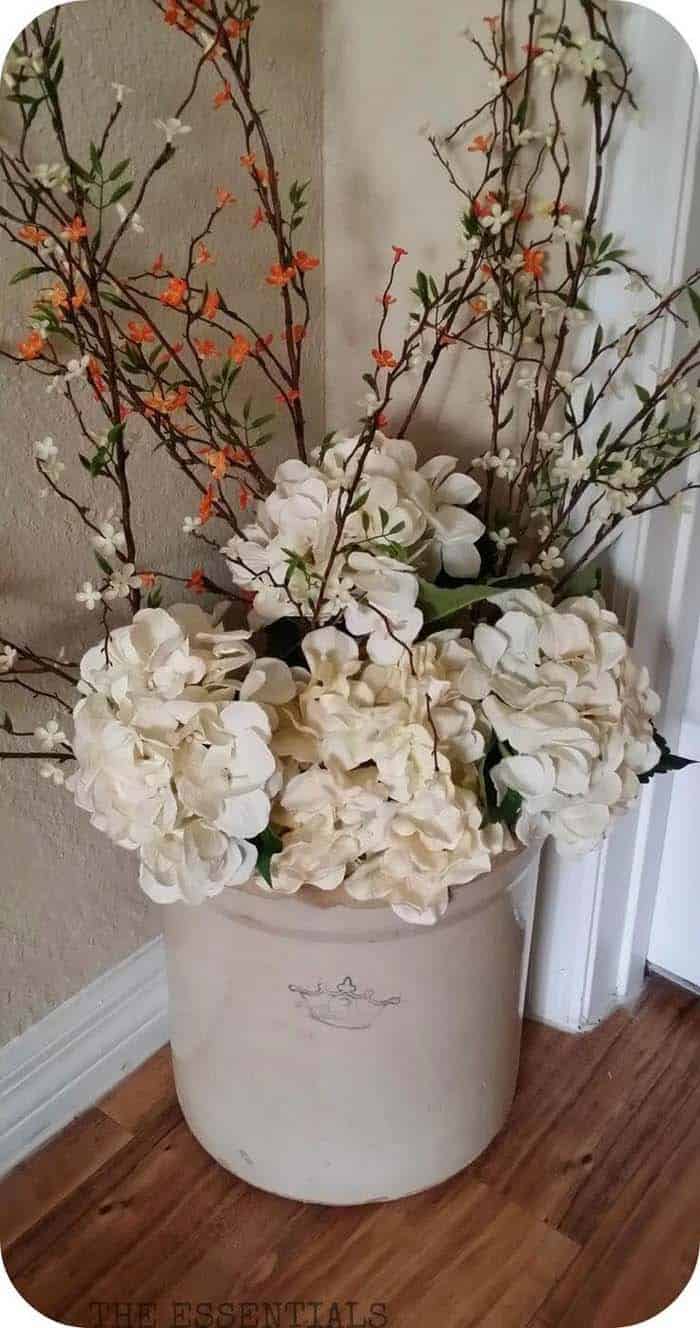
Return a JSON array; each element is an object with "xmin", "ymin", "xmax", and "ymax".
[
  {"xmin": 0, "ymin": 0, "xmax": 323, "ymax": 1044},
  {"xmin": 323, "ymin": 0, "xmax": 591, "ymax": 456}
]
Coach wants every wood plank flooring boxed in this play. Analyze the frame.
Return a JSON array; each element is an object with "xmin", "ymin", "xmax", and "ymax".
[{"xmin": 1, "ymin": 974, "xmax": 699, "ymax": 1328}]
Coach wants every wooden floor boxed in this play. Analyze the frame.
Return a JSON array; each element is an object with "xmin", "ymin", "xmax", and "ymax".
[{"xmin": 1, "ymin": 974, "xmax": 699, "ymax": 1328}]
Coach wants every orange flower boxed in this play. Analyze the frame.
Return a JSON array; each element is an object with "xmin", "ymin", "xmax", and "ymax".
[
  {"xmin": 481, "ymin": 263, "xmax": 494, "ymax": 279},
  {"xmin": 127, "ymin": 320, "xmax": 156, "ymax": 345},
  {"xmin": 216, "ymin": 187, "xmax": 236, "ymax": 207},
  {"xmin": 152, "ymin": 253, "xmax": 166, "ymax": 276},
  {"xmin": 238, "ymin": 487, "xmax": 251, "ymax": 511},
  {"xmin": 266, "ymin": 264, "xmax": 295, "ymax": 288},
  {"xmin": 240, "ymin": 153, "xmax": 257, "ymax": 170},
  {"xmin": 251, "ymin": 207, "xmax": 265, "ymax": 229},
  {"xmin": 295, "ymin": 251, "xmax": 320, "ymax": 273},
  {"xmin": 195, "ymin": 244, "xmax": 214, "ymax": 267},
  {"xmin": 372, "ymin": 348, "xmax": 397, "ymax": 370},
  {"xmin": 193, "ymin": 338, "xmax": 220, "ymax": 360},
  {"xmin": 186, "ymin": 567, "xmax": 206, "ymax": 593},
  {"xmin": 164, "ymin": 0, "xmax": 195, "ymax": 33},
  {"xmin": 473, "ymin": 192, "xmax": 498, "ymax": 219},
  {"xmin": 159, "ymin": 277, "xmax": 188, "ymax": 308},
  {"xmin": 522, "ymin": 43, "xmax": 545, "ymax": 58},
  {"xmin": 255, "ymin": 334, "xmax": 274, "ymax": 353},
  {"xmin": 213, "ymin": 81, "xmax": 232, "ymax": 110},
  {"xmin": 392, "ymin": 245, "xmax": 408, "ymax": 261},
  {"xmin": 376, "ymin": 413, "xmax": 389, "ymax": 430},
  {"xmin": 139, "ymin": 572, "xmax": 157, "ymax": 589},
  {"xmin": 376, "ymin": 293, "xmax": 397, "ymax": 307},
  {"xmin": 469, "ymin": 297, "xmax": 489, "ymax": 315},
  {"xmin": 253, "ymin": 166, "xmax": 272, "ymax": 187},
  {"xmin": 18, "ymin": 330, "xmax": 44, "ymax": 360},
  {"xmin": 71, "ymin": 285, "xmax": 90, "ymax": 311},
  {"xmin": 88, "ymin": 357, "xmax": 105, "ymax": 395},
  {"xmin": 292, "ymin": 323, "xmax": 306, "ymax": 343},
  {"xmin": 143, "ymin": 385, "xmax": 188, "ymax": 415},
  {"xmin": 468, "ymin": 134, "xmax": 492, "ymax": 153},
  {"xmin": 275, "ymin": 389, "xmax": 301, "ymax": 405},
  {"xmin": 226, "ymin": 17, "xmax": 251, "ymax": 38},
  {"xmin": 61, "ymin": 215, "xmax": 88, "ymax": 244},
  {"xmin": 227, "ymin": 446, "xmax": 250, "ymax": 466},
  {"xmin": 228, "ymin": 334, "xmax": 252, "ymax": 365},
  {"xmin": 18, "ymin": 224, "xmax": 48, "ymax": 247},
  {"xmin": 47, "ymin": 283, "xmax": 69, "ymax": 312},
  {"xmin": 484, "ymin": 15, "xmax": 500, "ymax": 30},
  {"xmin": 199, "ymin": 448, "xmax": 230, "ymax": 482},
  {"xmin": 522, "ymin": 247, "xmax": 546, "ymax": 279},
  {"xmin": 199, "ymin": 488, "xmax": 215, "ymax": 523},
  {"xmin": 202, "ymin": 290, "xmax": 220, "ymax": 321}
]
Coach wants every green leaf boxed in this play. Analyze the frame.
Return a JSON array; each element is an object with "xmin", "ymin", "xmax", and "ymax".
[
  {"xmin": 688, "ymin": 284, "xmax": 700, "ymax": 327},
  {"xmin": 556, "ymin": 563, "xmax": 602, "ymax": 600},
  {"xmin": 252, "ymin": 827, "xmax": 283, "ymax": 886},
  {"xmin": 109, "ymin": 181, "xmax": 133, "ymax": 206},
  {"xmin": 94, "ymin": 551, "xmax": 113, "ymax": 575},
  {"xmin": 635, "ymin": 384, "xmax": 651, "ymax": 404},
  {"xmin": 107, "ymin": 422, "xmax": 125, "ymax": 447},
  {"xmin": 638, "ymin": 729, "xmax": 696, "ymax": 785},
  {"xmin": 418, "ymin": 574, "xmax": 538, "ymax": 627},
  {"xmin": 107, "ymin": 158, "xmax": 131, "ymax": 182},
  {"xmin": 10, "ymin": 265, "xmax": 45, "ymax": 285}
]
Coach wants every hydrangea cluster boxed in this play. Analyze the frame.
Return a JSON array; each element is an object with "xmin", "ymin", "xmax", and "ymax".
[
  {"xmin": 69, "ymin": 605, "xmax": 288, "ymax": 905},
  {"xmin": 264, "ymin": 626, "xmax": 504, "ymax": 924},
  {"xmin": 67, "ymin": 588, "xmax": 662, "ymax": 923},
  {"xmin": 456, "ymin": 589, "xmax": 661, "ymax": 855},
  {"xmin": 221, "ymin": 432, "xmax": 484, "ymax": 665}
]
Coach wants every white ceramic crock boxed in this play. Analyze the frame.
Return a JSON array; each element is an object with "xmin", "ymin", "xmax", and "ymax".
[{"xmin": 162, "ymin": 843, "xmax": 541, "ymax": 1205}]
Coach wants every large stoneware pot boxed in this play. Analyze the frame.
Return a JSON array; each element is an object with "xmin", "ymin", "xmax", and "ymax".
[{"xmin": 162, "ymin": 843, "xmax": 541, "ymax": 1205}]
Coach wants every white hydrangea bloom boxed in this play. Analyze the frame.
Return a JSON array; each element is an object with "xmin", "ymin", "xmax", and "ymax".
[
  {"xmin": 261, "ymin": 626, "xmax": 502, "ymax": 923},
  {"xmin": 69, "ymin": 606, "xmax": 291, "ymax": 905},
  {"xmin": 455, "ymin": 589, "xmax": 660, "ymax": 857},
  {"xmin": 221, "ymin": 432, "xmax": 484, "ymax": 659}
]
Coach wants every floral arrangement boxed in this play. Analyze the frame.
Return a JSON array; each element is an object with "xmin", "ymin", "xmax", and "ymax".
[{"xmin": 0, "ymin": 1, "xmax": 695, "ymax": 924}]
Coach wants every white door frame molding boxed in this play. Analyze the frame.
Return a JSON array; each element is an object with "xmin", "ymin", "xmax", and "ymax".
[{"xmin": 527, "ymin": 2, "xmax": 700, "ymax": 1032}]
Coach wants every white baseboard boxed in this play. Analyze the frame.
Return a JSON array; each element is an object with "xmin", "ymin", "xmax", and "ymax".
[{"xmin": 0, "ymin": 937, "xmax": 169, "ymax": 1178}]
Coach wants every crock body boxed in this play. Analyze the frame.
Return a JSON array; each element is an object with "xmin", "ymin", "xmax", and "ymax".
[{"xmin": 162, "ymin": 844, "xmax": 541, "ymax": 1205}]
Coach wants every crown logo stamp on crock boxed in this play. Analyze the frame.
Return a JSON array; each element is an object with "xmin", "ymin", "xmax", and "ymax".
[{"xmin": 288, "ymin": 975, "xmax": 401, "ymax": 1030}]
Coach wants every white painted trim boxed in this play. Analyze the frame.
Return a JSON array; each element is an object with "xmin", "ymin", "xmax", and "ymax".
[
  {"xmin": 527, "ymin": 4, "xmax": 700, "ymax": 1032},
  {"xmin": 0, "ymin": 938, "xmax": 168, "ymax": 1178}
]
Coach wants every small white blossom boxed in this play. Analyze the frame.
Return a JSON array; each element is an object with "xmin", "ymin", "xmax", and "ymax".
[
  {"xmin": 556, "ymin": 370, "xmax": 574, "ymax": 392},
  {"xmin": 40, "ymin": 761, "xmax": 66, "ymax": 786},
  {"xmin": 533, "ymin": 545, "xmax": 565, "ymax": 576},
  {"xmin": 92, "ymin": 515, "xmax": 127, "ymax": 560},
  {"xmin": 536, "ymin": 42, "xmax": 568, "ymax": 76},
  {"xmin": 116, "ymin": 203, "xmax": 145, "ymax": 234},
  {"xmin": 0, "ymin": 645, "xmax": 17, "ymax": 674},
  {"xmin": 554, "ymin": 214, "xmax": 584, "ymax": 245},
  {"xmin": 33, "ymin": 436, "xmax": 58, "ymax": 463},
  {"xmin": 76, "ymin": 581, "xmax": 103, "ymax": 611},
  {"xmin": 511, "ymin": 125, "xmax": 540, "ymax": 147},
  {"xmin": 154, "ymin": 117, "xmax": 192, "ymax": 145},
  {"xmin": 111, "ymin": 81, "xmax": 133, "ymax": 103},
  {"xmin": 537, "ymin": 431, "xmax": 564, "ymax": 455},
  {"xmin": 104, "ymin": 564, "xmax": 141, "ymax": 601},
  {"xmin": 481, "ymin": 203, "xmax": 512, "ymax": 236},
  {"xmin": 489, "ymin": 526, "xmax": 517, "ymax": 552},
  {"xmin": 33, "ymin": 162, "xmax": 71, "ymax": 194},
  {"xmin": 34, "ymin": 718, "xmax": 68, "ymax": 752},
  {"xmin": 552, "ymin": 453, "xmax": 589, "ymax": 486},
  {"xmin": 572, "ymin": 36, "xmax": 608, "ymax": 78},
  {"xmin": 183, "ymin": 515, "xmax": 203, "ymax": 535}
]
